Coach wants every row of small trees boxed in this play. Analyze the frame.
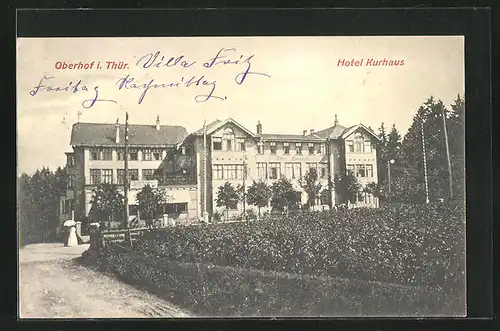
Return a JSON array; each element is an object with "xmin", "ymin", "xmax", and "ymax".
[
  {"xmin": 214, "ymin": 168, "xmax": 363, "ymax": 220},
  {"xmin": 88, "ymin": 167, "xmax": 364, "ymax": 227}
]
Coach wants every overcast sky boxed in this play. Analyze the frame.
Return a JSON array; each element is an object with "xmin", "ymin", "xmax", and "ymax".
[{"xmin": 17, "ymin": 36, "xmax": 464, "ymax": 175}]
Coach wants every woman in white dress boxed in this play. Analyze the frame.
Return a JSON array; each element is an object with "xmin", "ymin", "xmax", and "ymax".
[{"xmin": 63, "ymin": 220, "xmax": 78, "ymax": 247}]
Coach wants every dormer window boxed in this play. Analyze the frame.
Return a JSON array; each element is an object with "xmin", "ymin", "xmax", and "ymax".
[
  {"xmin": 283, "ymin": 142, "xmax": 290, "ymax": 154},
  {"xmin": 128, "ymin": 148, "xmax": 138, "ymax": 161},
  {"xmin": 296, "ymin": 143, "xmax": 302, "ymax": 154},
  {"xmin": 308, "ymin": 143, "xmax": 315, "ymax": 155},
  {"xmin": 257, "ymin": 142, "xmax": 264, "ymax": 154},
  {"xmin": 270, "ymin": 142, "xmax": 277, "ymax": 154},
  {"xmin": 89, "ymin": 148, "xmax": 101, "ymax": 160}
]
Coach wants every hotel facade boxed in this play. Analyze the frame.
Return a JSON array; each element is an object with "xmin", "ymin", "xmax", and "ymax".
[{"xmin": 60, "ymin": 115, "xmax": 380, "ymax": 227}]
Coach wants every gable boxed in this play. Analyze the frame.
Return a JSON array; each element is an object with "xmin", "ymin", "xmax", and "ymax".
[
  {"xmin": 203, "ymin": 118, "xmax": 257, "ymax": 138},
  {"xmin": 341, "ymin": 124, "xmax": 380, "ymax": 141},
  {"xmin": 211, "ymin": 121, "xmax": 255, "ymax": 138}
]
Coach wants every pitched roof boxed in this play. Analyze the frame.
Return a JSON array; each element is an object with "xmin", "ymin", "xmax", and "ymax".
[
  {"xmin": 192, "ymin": 118, "xmax": 257, "ymax": 138},
  {"xmin": 70, "ymin": 122, "xmax": 188, "ymax": 147},
  {"xmin": 314, "ymin": 124, "xmax": 349, "ymax": 139},
  {"xmin": 192, "ymin": 119, "xmax": 223, "ymax": 135},
  {"xmin": 260, "ymin": 133, "xmax": 326, "ymax": 142}
]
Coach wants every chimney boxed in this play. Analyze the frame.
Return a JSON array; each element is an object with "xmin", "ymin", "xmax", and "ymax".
[
  {"xmin": 115, "ymin": 118, "xmax": 120, "ymax": 143},
  {"xmin": 334, "ymin": 114, "xmax": 338, "ymax": 126},
  {"xmin": 256, "ymin": 121, "xmax": 262, "ymax": 135},
  {"xmin": 303, "ymin": 130, "xmax": 307, "ymax": 136},
  {"xmin": 156, "ymin": 115, "xmax": 160, "ymax": 130},
  {"xmin": 310, "ymin": 129, "xmax": 314, "ymax": 135}
]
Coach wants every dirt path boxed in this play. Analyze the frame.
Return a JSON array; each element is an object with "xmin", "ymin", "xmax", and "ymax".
[{"xmin": 19, "ymin": 243, "xmax": 189, "ymax": 318}]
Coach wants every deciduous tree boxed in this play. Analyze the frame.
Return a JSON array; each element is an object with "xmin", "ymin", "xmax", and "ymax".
[
  {"xmin": 271, "ymin": 175, "xmax": 299, "ymax": 212},
  {"xmin": 215, "ymin": 181, "xmax": 239, "ymax": 220},
  {"xmin": 300, "ymin": 168, "xmax": 322, "ymax": 209},
  {"xmin": 246, "ymin": 180, "xmax": 272, "ymax": 217},
  {"xmin": 89, "ymin": 183, "xmax": 125, "ymax": 229},
  {"xmin": 333, "ymin": 173, "xmax": 361, "ymax": 204}
]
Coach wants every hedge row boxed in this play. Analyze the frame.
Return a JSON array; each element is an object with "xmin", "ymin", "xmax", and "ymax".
[
  {"xmin": 102, "ymin": 245, "xmax": 463, "ymax": 317},
  {"xmin": 134, "ymin": 202, "xmax": 465, "ymax": 291}
]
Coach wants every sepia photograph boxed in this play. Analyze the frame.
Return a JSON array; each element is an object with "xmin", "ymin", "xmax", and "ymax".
[{"xmin": 17, "ymin": 36, "xmax": 466, "ymax": 318}]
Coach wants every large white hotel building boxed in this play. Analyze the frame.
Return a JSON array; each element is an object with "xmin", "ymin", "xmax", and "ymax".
[{"xmin": 60, "ymin": 115, "xmax": 379, "ymax": 227}]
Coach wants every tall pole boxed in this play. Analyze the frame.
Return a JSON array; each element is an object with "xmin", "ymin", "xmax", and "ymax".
[
  {"xmin": 387, "ymin": 160, "xmax": 391, "ymax": 203},
  {"xmin": 242, "ymin": 155, "xmax": 247, "ymax": 221},
  {"xmin": 441, "ymin": 106, "xmax": 453, "ymax": 199},
  {"xmin": 203, "ymin": 120, "xmax": 208, "ymax": 223},
  {"xmin": 124, "ymin": 113, "xmax": 131, "ymax": 244},
  {"xmin": 421, "ymin": 119, "xmax": 430, "ymax": 204}
]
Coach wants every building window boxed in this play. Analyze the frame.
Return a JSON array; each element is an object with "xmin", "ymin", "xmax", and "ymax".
[
  {"xmin": 285, "ymin": 162, "xmax": 301, "ymax": 179},
  {"xmin": 257, "ymin": 142, "xmax": 264, "ymax": 154},
  {"xmin": 89, "ymin": 149, "xmax": 101, "ymax": 160},
  {"xmin": 129, "ymin": 169, "xmax": 139, "ymax": 181},
  {"xmin": 308, "ymin": 143, "xmax": 315, "ymax": 155},
  {"xmin": 152, "ymin": 149, "xmax": 162, "ymax": 160},
  {"xmin": 102, "ymin": 169, "xmax": 113, "ymax": 184},
  {"xmin": 223, "ymin": 128, "xmax": 234, "ymax": 151},
  {"xmin": 270, "ymin": 142, "xmax": 277, "ymax": 154},
  {"xmin": 347, "ymin": 140, "xmax": 354, "ymax": 153},
  {"xmin": 285, "ymin": 163, "xmax": 293, "ymax": 179},
  {"xmin": 102, "ymin": 149, "xmax": 112, "ymax": 161},
  {"xmin": 142, "ymin": 169, "xmax": 155, "ymax": 180},
  {"xmin": 268, "ymin": 162, "xmax": 281, "ymax": 179},
  {"xmin": 117, "ymin": 149, "xmax": 125, "ymax": 161},
  {"xmin": 67, "ymin": 154, "xmax": 76, "ymax": 167},
  {"xmin": 143, "ymin": 149, "xmax": 153, "ymax": 161},
  {"xmin": 356, "ymin": 164, "xmax": 366, "ymax": 177},
  {"xmin": 223, "ymin": 164, "xmax": 244, "ymax": 180},
  {"xmin": 296, "ymin": 143, "xmax": 302, "ymax": 154},
  {"xmin": 257, "ymin": 163, "xmax": 267, "ymax": 180},
  {"xmin": 89, "ymin": 169, "xmax": 101, "ymax": 185},
  {"xmin": 181, "ymin": 146, "xmax": 187, "ymax": 155},
  {"xmin": 319, "ymin": 163, "xmax": 328, "ymax": 179},
  {"xmin": 213, "ymin": 137, "xmax": 222, "ymax": 151},
  {"xmin": 364, "ymin": 140, "xmax": 372, "ymax": 153},
  {"xmin": 354, "ymin": 133, "xmax": 363, "ymax": 153},
  {"xmin": 67, "ymin": 174, "xmax": 76, "ymax": 188},
  {"xmin": 366, "ymin": 164, "xmax": 373, "ymax": 178},
  {"xmin": 213, "ymin": 165, "xmax": 224, "ymax": 180},
  {"xmin": 306, "ymin": 163, "xmax": 318, "ymax": 175},
  {"xmin": 128, "ymin": 149, "xmax": 138, "ymax": 161},
  {"xmin": 117, "ymin": 169, "xmax": 125, "ymax": 185},
  {"xmin": 347, "ymin": 164, "xmax": 355, "ymax": 175},
  {"xmin": 118, "ymin": 169, "xmax": 139, "ymax": 182},
  {"xmin": 283, "ymin": 142, "xmax": 290, "ymax": 154},
  {"xmin": 318, "ymin": 143, "xmax": 325, "ymax": 154},
  {"xmin": 236, "ymin": 138, "xmax": 246, "ymax": 152},
  {"xmin": 225, "ymin": 165, "xmax": 238, "ymax": 180},
  {"xmin": 293, "ymin": 163, "xmax": 302, "ymax": 179}
]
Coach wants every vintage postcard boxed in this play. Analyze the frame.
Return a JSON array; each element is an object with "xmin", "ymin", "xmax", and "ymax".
[{"xmin": 17, "ymin": 36, "xmax": 466, "ymax": 318}]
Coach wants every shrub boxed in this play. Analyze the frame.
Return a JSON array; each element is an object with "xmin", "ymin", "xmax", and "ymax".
[
  {"xmin": 134, "ymin": 202, "xmax": 465, "ymax": 291},
  {"xmin": 102, "ymin": 246, "xmax": 462, "ymax": 316}
]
